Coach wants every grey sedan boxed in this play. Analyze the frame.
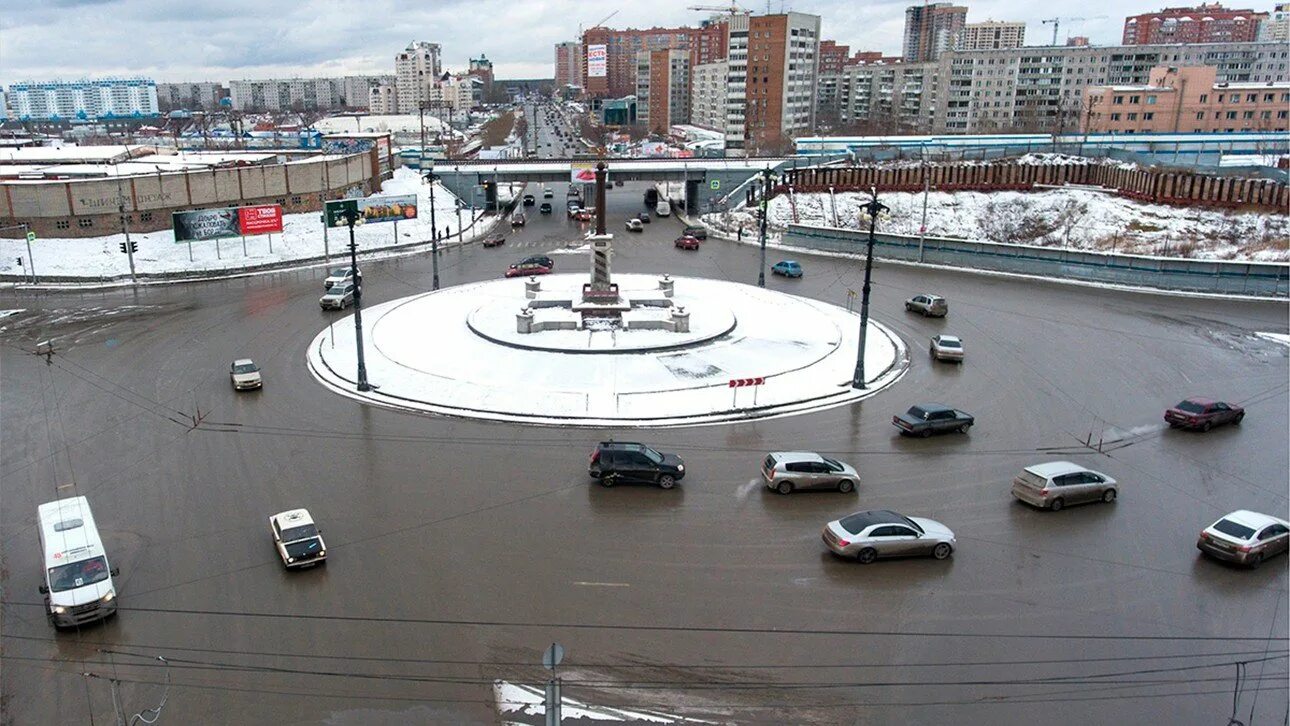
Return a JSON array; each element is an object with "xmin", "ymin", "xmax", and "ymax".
[
  {"xmin": 761, "ymin": 452, "xmax": 859, "ymax": 494},
  {"xmin": 822, "ymin": 509, "xmax": 956, "ymax": 564}
]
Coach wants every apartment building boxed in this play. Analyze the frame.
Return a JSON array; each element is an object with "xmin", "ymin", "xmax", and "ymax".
[
  {"xmin": 555, "ymin": 41, "xmax": 583, "ymax": 87},
  {"xmin": 228, "ymin": 77, "xmax": 379, "ymax": 112},
  {"xmin": 369, "ymin": 84, "xmax": 398, "ymax": 114},
  {"xmin": 582, "ymin": 26, "xmax": 691, "ymax": 97},
  {"xmin": 819, "ymin": 40, "xmax": 852, "ymax": 73},
  {"xmin": 1123, "ymin": 4, "xmax": 1268, "ymax": 44},
  {"xmin": 1259, "ymin": 3, "xmax": 1289, "ymax": 40},
  {"xmin": 8, "ymin": 77, "xmax": 159, "ymax": 121},
  {"xmin": 903, "ymin": 3, "xmax": 968, "ymax": 63},
  {"xmin": 1083, "ymin": 64, "xmax": 1289, "ymax": 133},
  {"xmin": 636, "ymin": 49, "xmax": 691, "ymax": 133},
  {"xmin": 837, "ymin": 62, "xmax": 939, "ymax": 132},
  {"xmin": 395, "ymin": 41, "xmax": 442, "ymax": 113},
  {"xmin": 727, "ymin": 11, "xmax": 821, "ymax": 153},
  {"xmin": 958, "ymin": 21, "xmax": 1026, "ymax": 50},
  {"xmin": 690, "ymin": 60, "xmax": 729, "ymax": 131},
  {"xmin": 156, "ymin": 82, "xmax": 226, "ymax": 111},
  {"xmin": 935, "ymin": 40, "xmax": 1288, "ymax": 133}
]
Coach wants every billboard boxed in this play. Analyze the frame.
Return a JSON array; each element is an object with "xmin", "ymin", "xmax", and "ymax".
[
  {"xmin": 173, "ymin": 207, "xmax": 240, "ymax": 242},
  {"xmin": 570, "ymin": 162, "xmax": 604, "ymax": 184},
  {"xmin": 237, "ymin": 205, "xmax": 283, "ymax": 235},
  {"xmin": 324, "ymin": 194, "xmax": 419, "ymax": 227},
  {"xmin": 587, "ymin": 44, "xmax": 607, "ymax": 78}
]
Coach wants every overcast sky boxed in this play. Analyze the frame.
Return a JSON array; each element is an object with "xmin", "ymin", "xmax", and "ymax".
[{"xmin": 0, "ymin": 0, "xmax": 1253, "ymax": 86}]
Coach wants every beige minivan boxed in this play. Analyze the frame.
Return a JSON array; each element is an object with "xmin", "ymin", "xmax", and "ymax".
[{"xmin": 1011, "ymin": 461, "xmax": 1117, "ymax": 512}]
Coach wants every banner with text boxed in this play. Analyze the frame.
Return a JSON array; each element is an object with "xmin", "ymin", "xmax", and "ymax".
[
  {"xmin": 237, "ymin": 204, "xmax": 284, "ymax": 235},
  {"xmin": 324, "ymin": 194, "xmax": 419, "ymax": 227},
  {"xmin": 174, "ymin": 204, "xmax": 284, "ymax": 242},
  {"xmin": 587, "ymin": 45, "xmax": 607, "ymax": 78}
]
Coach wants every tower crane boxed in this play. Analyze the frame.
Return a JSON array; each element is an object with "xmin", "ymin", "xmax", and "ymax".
[
  {"xmin": 580, "ymin": 10, "xmax": 619, "ymax": 36},
  {"xmin": 688, "ymin": 2, "xmax": 751, "ymax": 15},
  {"xmin": 1040, "ymin": 16, "xmax": 1106, "ymax": 46}
]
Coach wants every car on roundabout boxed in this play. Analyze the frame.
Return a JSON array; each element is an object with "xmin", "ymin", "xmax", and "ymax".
[
  {"xmin": 319, "ymin": 283, "xmax": 356, "ymax": 310},
  {"xmin": 1197, "ymin": 510, "xmax": 1289, "ymax": 568},
  {"xmin": 892, "ymin": 403, "xmax": 973, "ymax": 436},
  {"xmin": 822, "ymin": 510, "xmax": 956, "ymax": 564},
  {"xmin": 761, "ymin": 452, "xmax": 859, "ymax": 494},
  {"xmin": 771, "ymin": 260, "xmax": 802, "ymax": 278},
  {"xmin": 482, "ymin": 234, "xmax": 506, "ymax": 248},
  {"xmin": 230, "ymin": 359, "xmax": 263, "ymax": 391},
  {"xmin": 929, "ymin": 334, "xmax": 965, "ymax": 362},
  {"xmin": 505, "ymin": 261, "xmax": 553, "ymax": 278},
  {"xmin": 1010, "ymin": 461, "xmax": 1117, "ymax": 511},
  {"xmin": 626, "ymin": 218, "xmax": 644, "ymax": 232},
  {"xmin": 674, "ymin": 235, "xmax": 700, "ymax": 250},
  {"xmin": 589, "ymin": 441, "xmax": 685, "ymax": 489},
  {"xmin": 1164, "ymin": 397, "xmax": 1245, "ymax": 431},
  {"xmin": 906, "ymin": 294, "xmax": 948, "ymax": 317},
  {"xmin": 269, "ymin": 509, "xmax": 327, "ymax": 569},
  {"xmin": 323, "ymin": 267, "xmax": 355, "ymax": 290}
]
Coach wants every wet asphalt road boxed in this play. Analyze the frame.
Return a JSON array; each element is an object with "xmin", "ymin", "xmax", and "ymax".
[{"xmin": 1, "ymin": 181, "xmax": 1287, "ymax": 726}]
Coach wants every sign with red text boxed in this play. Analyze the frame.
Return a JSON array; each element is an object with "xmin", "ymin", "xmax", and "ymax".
[{"xmin": 237, "ymin": 204, "xmax": 283, "ymax": 235}]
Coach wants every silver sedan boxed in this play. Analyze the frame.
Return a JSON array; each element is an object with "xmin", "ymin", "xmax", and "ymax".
[
  {"xmin": 822, "ymin": 509, "xmax": 956, "ymax": 564},
  {"xmin": 930, "ymin": 334, "xmax": 964, "ymax": 362}
]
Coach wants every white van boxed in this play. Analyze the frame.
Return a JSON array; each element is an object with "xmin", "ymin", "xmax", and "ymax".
[
  {"xmin": 37, "ymin": 497, "xmax": 118, "ymax": 628},
  {"xmin": 655, "ymin": 199, "xmax": 671, "ymax": 216}
]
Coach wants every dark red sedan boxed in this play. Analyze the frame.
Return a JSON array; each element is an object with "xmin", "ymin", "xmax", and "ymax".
[
  {"xmin": 1164, "ymin": 397, "xmax": 1245, "ymax": 431},
  {"xmin": 505, "ymin": 261, "xmax": 552, "ymax": 278},
  {"xmin": 482, "ymin": 234, "xmax": 506, "ymax": 248},
  {"xmin": 674, "ymin": 235, "xmax": 700, "ymax": 250}
]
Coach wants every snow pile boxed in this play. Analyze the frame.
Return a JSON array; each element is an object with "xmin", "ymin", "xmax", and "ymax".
[
  {"xmin": 493, "ymin": 680, "xmax": 718, "ymax": 724},
  {"xmin": 1, "ymin": 167, "xmax": 498, "ymax": 280},
  {"xmin": 704, "ymin": 187, "xmax": 1289, "ymax": 262},
  {"xmin": 314, "ymin": 114, "xmax": 449, "ymax": 136}
]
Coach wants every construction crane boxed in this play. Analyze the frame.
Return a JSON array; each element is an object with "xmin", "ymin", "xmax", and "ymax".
[
  {"xmin": 580, "ymin": 10, "xmax": 619, "ymax": 36},
  {"xmin": 688, "ymin": 2, "xmax": 751, "ymax": 15},
  {"xmin": 1040, "ymin": 16, "xmax": 1106, "ymax": 46}
]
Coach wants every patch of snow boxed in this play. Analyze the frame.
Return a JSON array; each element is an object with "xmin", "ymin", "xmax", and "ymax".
[
  {"xmin": 492, "ymin": 681, "xmax": 717, "ymax": 724},
  {"xmin": 1254, "ymin": 332, "xmax": 1290, "ymax": 346},
  {"xmin": 0, "ymin": 309, "xmax": 25, "ymax": 319}
]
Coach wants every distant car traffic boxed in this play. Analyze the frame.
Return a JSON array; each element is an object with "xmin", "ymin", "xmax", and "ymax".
[
  {"xmin": 1197, "ymin": 510, "xmax": 1289, "ymax": 568},
  {"xmin": 675, "ymin": 235, "xmax": 700, "ymax": 250},
  {"xmin": 323, "ymin": 267, "xmax": 355, "ymax": 290},
  {"xmin": 543, "ymin": 189, "xmax": 554, "ymax": 198},
  {"xmin": 626, "ymin": 218, "xmax": 644, "ymax": 232},
  {"xmin": 1011, "ymin": 461, "xmax": 1117, "ymax": 511},
  {"xmin": 319, "ymin": 283, "xmax": 355, "ymax": 310},
  {"xmin": 761, "ymin": 452, "xmax": 859, "ymax": 494},
  {"xmin": 822, "ymin": 510, "xmax": 956, "ymax": 564},
  {"xmin": 522, "ymin": 194, "xmax": 535, "ymax": 206},
  {"xmin": 906, "ymin": 294, "xmax": 948, "ymax": 317},
  {"xmin": 269, "ymin": 509, "xmax": 326, "ymax": 568},
  {"xmin": 1165, "ymin": 397, "xmax": 1245, "ymax": 431},
  {"xmin": 892, "ymin": 403, "xmax": 973, "ymax": 436},
  {"xmin": 589, "ymin": 441, "xmax": 685, "ymax": 489},
  {"xmin": 682, "ymin": 226, "xmax": 707, "ymax": 240},
  {"xmin": 511, "ymin": 213, "xmax": 527, "ymax": 227},
  {"xmin": 230, "ymin": 359, "xmax": 263, "ymax": 391},
  {"xmin": 539, "ymin": 202, "xmax": 553, "ymax": 214},
  {"xmin": 482, "ymin": 234, "xmax": 506, "ymax": 248},
  {"xmin": 771, "ymin": 260, "xmax": 803, "ymax": 278},
  {"xmin": 929, "ymin": 335, "xmax": 964, "ymax": 362}
]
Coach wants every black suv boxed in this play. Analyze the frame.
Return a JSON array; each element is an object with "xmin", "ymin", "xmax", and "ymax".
[
  {"xmin": 589, "ymin": 442, "xmax": 685, "ymax": 489},
  {"xmin": 682, "ymin": 226, "xmax": 707, "ymax": 240}
]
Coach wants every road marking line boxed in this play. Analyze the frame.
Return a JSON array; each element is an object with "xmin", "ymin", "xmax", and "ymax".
[{"xmin": 573, "ymin": 581, "xmax": 631, "ymax": 587}]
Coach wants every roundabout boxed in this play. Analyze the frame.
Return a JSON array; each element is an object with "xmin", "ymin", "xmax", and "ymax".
[{"xmin": 307, "ymin": 272, "xmax": 907, "ymax": 426}]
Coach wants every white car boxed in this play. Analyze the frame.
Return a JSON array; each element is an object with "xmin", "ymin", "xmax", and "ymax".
[
  {"xmin": 929, "ymin": 335, "xmax": 964, "ymax": 362},
  {"xmin": 625, "ymin": 218, "xmax": 644, "ymax": 232},
  {"xmin": 1197, "ymin": 510, "xmax": 1290, "ymax": 568},
  {"xmin": 324, "ymin": 267, "xmax": 355, "ymax": 290},
  {"xmin": 230, "ymin": 359, "xmax": 263, "ymax": 390},
  {"xmin": 269, "ymin": 509, "xmax": 327, "ymax": 568}
]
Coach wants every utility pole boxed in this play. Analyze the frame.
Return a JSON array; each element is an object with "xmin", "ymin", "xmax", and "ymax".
[
  {"xmin": 918, "ymin": 145, "xmax": 930, "ymax": 263},
  {"xmin": 341, "ymin": 208, "xmax": 371, "ymax": 391},
  {"xmin": 852, "ymin": 188, "xmax": 888, "ymax": 390},
  {"xmin": 114, "ymin": 170, "xmax": 137, "ymax": 283},
  {"xmin": 424, "ymin": 170, "xmax": 440, "ymax": 290},
  {"xmin": 756, "ymin": 167, "xmax": 771, "ymax": 287}
]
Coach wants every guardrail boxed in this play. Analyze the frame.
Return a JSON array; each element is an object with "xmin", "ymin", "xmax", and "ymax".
[{"xmin": 784, "ymin": 223, "xmax": 1290, "ymax": 298}]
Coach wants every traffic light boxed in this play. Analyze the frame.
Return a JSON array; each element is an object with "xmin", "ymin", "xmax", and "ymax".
[{"xmin": 119, "ymin": 241, "xmax": 138, "ymax": 254}]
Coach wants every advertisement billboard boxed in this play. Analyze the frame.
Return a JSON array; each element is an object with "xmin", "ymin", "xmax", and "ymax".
[
  {"xmin": 173, "ymin": 207, "xmax": 240, "ymax": 242},
  {"xmin": 324, "ymin": 194, "xmax": 419, "ymax": 227},
  {"xmin": 587, "ymin": 45, "xmax": 607, "ymax": 78},
  {"xmin": 570, "ymin": 162, "xmax": 604, "ymax": 184},
  {"xmin": 237, "ymin": 205, "xmax": 284, "ymax": 235}
]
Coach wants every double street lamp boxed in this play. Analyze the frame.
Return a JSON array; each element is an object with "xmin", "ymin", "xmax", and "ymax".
[
  {"xmin": 851, "ymin": 188, "xmax": 888, "ymax": 390},
  {"xmin": 339, "ymin": 207, "xmax": 371, "ymax": 392}
]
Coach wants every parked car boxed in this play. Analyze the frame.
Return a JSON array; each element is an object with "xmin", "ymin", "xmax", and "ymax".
[
  {"xmin": 1011, "ymin": 461, "xmax": 1117, "ymax": 511},
  {"xmin": 543, "ymin": 189, "xmax": 555, "ymax": 198},
  {"xmin": 1165, "ymin": 397, "xmax": 1245, "ymax": 431},
  {"xmin": 588, "ymin": 441, "xmax": 685, "ymax": 489},
  {"xmin": 675, "ymin": 235, "xmax": 700, "ymax": 250},
  {"xmin": 522, "ymin": 194, "xmax": 536, "ymax": 206},
  {"xmin": 482, "ymin": 234, "xmax": 506, "ymax": 248},
  {"xmin": 626, "ymin": 218, "xmax": 644, "ymax": 232},
  {"xmin": 822, "ymin": 510, "xmax": 956, "ymax": 564},
  {"xmin": 323, "ymin": 267, "xmax": 355, "ymax": 290},
  {"xmin": 637, "ymin": 212, "xmax": 651, "ymax": 224},
  {"xmin": 539, "ymin": 202, "xmax": 553, "ymax": 214},
  {"xmin": 511, "ymin": 213, "xmax": 527, "ymax": 227},
  {"xmin": 905, "ymin": 294, "xmax": 948, "ymax": 317},
  {"xmin": 269, "ymin": 509, "xmax": 326, "ymax": 569},
  {"xmin": 771, "ymin": 260, "xmax": 803, "ymax": 278},
  {"xmin": 929, "ymin": 335, "xmax": 964, "ymax": 362},
  {"xmin": 506, "ymin": 261, "xmax": 553, "ymax": 278},
  {"xmin": 682, "ymin": 226, "xmax": 708, "ymax": 240},
  {"xmin": 319, "ymin": 283, "xmax": 355, "ymax": 310},
  {"xmin": 1197, "ymin": 510, "xmax": 1290, "ymax": 568},
  {"xmin": 761, "ymin": 452, "xmax": 859, "ymax": 494},
  {"xmin": 892, "ymin": 403, "xmax": 973, "ymax": 437},
  {"xmin": 230, "ymin": 359, "xmax": 263, "ymax": 391}
]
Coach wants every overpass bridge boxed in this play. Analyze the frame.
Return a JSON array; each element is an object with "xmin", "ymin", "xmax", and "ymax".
[{"xmin": 425, "ymin": 156, "xmax": 847, "ymax": 214}]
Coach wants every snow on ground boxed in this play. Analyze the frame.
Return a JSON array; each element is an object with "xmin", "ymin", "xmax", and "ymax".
[
  {"xmin": 493, "ymin": 680, "xmax": 718, "ymax": 724},
  {"xmin": 0, "ymin": 167, "xmax": 514, "ymax": 280},
  {"xmin": 314, "ymin": 114, "xmax": 450, "ymax": 136},
  {"xmin": 704, "ymin": 186, "xmax": 1289, "ymax": 262},
  {"xmin": 1255, "ymin": 332, "xmax": 1290, "ymax": 347}
]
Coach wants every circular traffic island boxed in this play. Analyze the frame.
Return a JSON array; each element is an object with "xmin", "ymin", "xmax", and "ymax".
[{"xmin": 307, "ymin": 273, "xmax": 907, "ymax": 427}]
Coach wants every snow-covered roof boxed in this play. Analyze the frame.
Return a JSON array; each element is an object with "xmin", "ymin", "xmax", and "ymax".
[{"xmin": 0, "ymin": 145, "xmax": 154, "ymax": 165}]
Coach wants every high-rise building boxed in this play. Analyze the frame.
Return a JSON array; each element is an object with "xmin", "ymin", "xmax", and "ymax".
[
  {"xmin": 1082, "ymin": 65, "xmax": 1289, "ymax": 133},
  {"xmin": 369, "ymin": 84, "xmax": 398, "ymax": 114},
  {"xmin": 1122, "ymin": 4, "xmax": 1267, "ymax": 45},
  {"xmin": 837, "ymin": 62, "xmax": 939, "ymax": 132},
  {"xmin": 690, "ymin": 59, "xmax": 729, "ymax": 131},
  {"xmin": 728, "ymin": 11, "xmax": 821, "ymax": 153},
  {"xmin": 903, "ymin": 3, "xmax": 968, "ymax": 63},
  {"xmin": 468, "ymin": 55, "xmax": 494, "ymax": 89},
  {"xmin": 819, "ymin": 40, "xmax": 852, "ymax": 73},
  {"xmin": 636, "ymin": 49, "xmax": 691, "ymax": 133},
  {"xmin": 1258, "ymin": 3, "xmax": 1289, "ymax": 40},
  {"xmin": 581, "ymin": 25, "xmax": 693, "ymax": 98},
  {"xmin": 156, "ymin": 82, "xmax": 226, "ymax": 111},
  {"xmin": 555, "ymin": 41, "xmax": 583, "ymax": 88},
  {"xmin": 8, "ymin": 77, "xmax": 159, "ymax": 121},
  {"xmin": 957, "ymin": 20, "xmax": 1026, "ymax": 50},
  {"xmin": 689, "ymin": 18, "xmax": 730, "ymax": 68},
  {"xmin": 395, "ymin": 41, "xmax": 442, "ymax": 113},
  {"xmin": 225, "ymin": 76, "xmax": 385, "ymax": 112}
]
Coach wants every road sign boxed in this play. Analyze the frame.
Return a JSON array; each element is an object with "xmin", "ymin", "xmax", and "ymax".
[
  {"xmin": 26, "ymin": 231, "xmax": 36, "ymax": 243},
  {"xmin": 727, "ymin": 377, "xmax": 765, "ymax": 388},
  {"xmin": 709, "ymin": 180, "xmax": 720, "ymax": 190},
  {"xmin": 543, "ymin": 643, "xmax": 564, "ymax": 671}
]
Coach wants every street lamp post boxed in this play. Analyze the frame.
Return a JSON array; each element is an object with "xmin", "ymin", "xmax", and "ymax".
[
  {"xmin": 340, "ymin": 208, "xmax": 371, "ymax": 392},
  {"xmin": 756, "ymin": 167, "xmax": 772, "ymax": 288},
  {"xmin": 852, "ymin": 188, "xmax": 888, "ymax": 390},
  {"xmin": 423, "ymin": 170, "xmax": 440, "ymax": 290}
]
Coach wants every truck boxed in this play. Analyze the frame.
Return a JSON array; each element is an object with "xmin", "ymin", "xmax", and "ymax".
[{"xmin": 892, "ymin": 403, "xmax": 974, "ymax": 437}]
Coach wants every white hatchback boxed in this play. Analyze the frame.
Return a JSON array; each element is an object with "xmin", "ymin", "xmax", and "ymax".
[{"xmin": 269, "ymin": 509, "xmax": 327, "ymax": 568}]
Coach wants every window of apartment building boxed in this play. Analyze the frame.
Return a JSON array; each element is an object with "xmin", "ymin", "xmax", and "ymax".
[
  {"xmin": 1146, "ymin": 95, "xmax": 1157, "ymax": 104},
  {"xmin": 1226, "ymin": 111, "xmax": 1238, "ymax": 119},
  {"xmin": 1196, "ymin": 111, "xmax": 1205, "ymax": 120},
  {"xmin": 1245, "ymin": 93, "xmax": 1257, "ymax": 102},
  {"xmin": 77, "ymin": 219, "xmax": 93, "ymax": 229},
  {"xmin": 1129, "ymin": 95, "xmax": 1140, "ymax": 103},
  {"xmin": 1127, "ymin": 112, "xmax": 1138, "ymax": 120},
  {"xmin": 1199, "ymin": 93, "xmax": 1208, "ymax": 102},
  {"xmin": 1217, "ymin": 94, "xmax": 1224, "ymax": 102},
  {"xmin": 1261, "ymin": 110, "xmax": 1272, "ymax": 119},
  {"xmin": 1113, "ymin": 95, "xmax": 1124, "ymax": 104},
  {"xmin": 1143, "ymin": 112, "xmax": 1154, "ymax": 120},
  {"xmin": 1243, "ymin": 110, "xmax": 1254, "ymax": 119},
  {"xmin": 1279, "ymin": 110, "xmax": 1289, "ymax": 119},
  {"xmin": 1111, "ymin": 112, "xmax": 1121, "ymax": 120}
]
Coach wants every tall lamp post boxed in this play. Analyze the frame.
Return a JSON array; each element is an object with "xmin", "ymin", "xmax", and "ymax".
[
  {"xmin": 851, "ymin": 188, "xmax": 888, "ymax": 390},
  {"xmin": 756, "ymin": 167, "xmax": 772, "ymax": 288},
  {"xmin": 422, "ymin": 170, "xmax": 440, "ymax": 290},
  {"xmin": 340, "ymin": 208, "xmax": 371, "ymax": 392}
]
